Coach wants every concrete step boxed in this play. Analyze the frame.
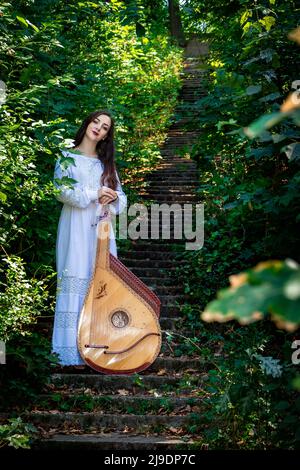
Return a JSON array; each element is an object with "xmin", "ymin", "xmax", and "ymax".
[
  {"xmin": 119, "ymin": 240, "xmax": 186, "ymax": 250},
  {"xmin": 118, "ymin": 250, "xmax": 185, "ymax": 260},
  {"xmin": 50, "ymin": 372, "xmax": 203, "ymax": 392},
  {"xmin": 31, "ymin": 394, "xmax": 203, "ymax": 414},
  {"xmin": 128, "ymin": 267, "xmax": 185, "ymax": 278},
  {"xmin": 157, "ymin": 156, "xmax": 197, "ymax": 162},
  {"xmin": 159, "ymin": 294, "xmax": 190, "ymax": 304},
  {"xmin": 155, "ymin": 161, "xmax": 198, "ymax": 168},
  {"xmin": 147, "ymin": 286, "xmax": 187, "ymax": 296},
  {"xmin": 119, "ymin": 258, "xmax": 187, "ymax": 268},
  {"xmin": 139, "ymin": 189, "xmax": 197, "ymax": 196},
  {"xmin": 140, "ymin": 196, "xmax": 198, "ymax": 203},
  {"xmin": 160, "ymin": 305, "xmax": 182, "ymax": 317},
  {"xmin": 145, "ymin": 177, "xmax": 199, "ymax": 184},
  {"xmin": 147, "ymin": 172, "xmax": 198, "ymax": 179},
  {"xmin": 137, "ymin": 276, "xmax": 183, "ymax": 285},
  {"xmin": 26, "ymin": 411, "xmax": 202, "ymax": 432},
  {"xmin": 33, "ymin": 432, "xmax": 196, "ymax": 450},
  {"xmin": 145, "ymin": 183, "xmax": 198, "ymax": 189}
]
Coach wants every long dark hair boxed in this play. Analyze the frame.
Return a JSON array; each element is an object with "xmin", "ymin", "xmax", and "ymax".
[{"xmin": 72, "ymin": 110, "xmax": 119, "ymax": 191}]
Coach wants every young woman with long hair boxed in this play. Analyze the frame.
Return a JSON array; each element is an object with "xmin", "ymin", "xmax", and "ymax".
[{"xmin": 52, "ymin": 110, "xmax": 127, "ymax": 366}]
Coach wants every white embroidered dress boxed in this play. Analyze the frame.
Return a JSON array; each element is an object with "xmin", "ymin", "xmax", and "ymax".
[{"xmin": 52, "ymin": 149, "xmax": 127, "ymax": 365}]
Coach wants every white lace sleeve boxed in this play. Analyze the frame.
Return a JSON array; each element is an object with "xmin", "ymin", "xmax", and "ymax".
[
  {"xmin": 53, "ymin": 158, "xmax": 98, "ymax": 209},
  {"xmin": 108, "ymin": 171, "xmax": 127, "ymax": 215}
]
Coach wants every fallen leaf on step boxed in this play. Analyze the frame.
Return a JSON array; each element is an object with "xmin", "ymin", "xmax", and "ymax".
[
  {"xmin": 157, "ymin": 368, "xmax": 167, "ymax": 376},
  {"xmin": 122, "ymin": 426, "xmax": 133, "ymax": 433},
  {"xmin": 168, "ymin": 427, "xmax": 184, "ymax": 434},
  {"xmin": 117, "ymin": 389, "xmax": 129, "ymax": 396}
]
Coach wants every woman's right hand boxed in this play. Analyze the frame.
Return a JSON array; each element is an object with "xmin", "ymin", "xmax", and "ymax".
[{"xmin": 98, "ymin": 186, "xmax": 118, "ymax": 205}]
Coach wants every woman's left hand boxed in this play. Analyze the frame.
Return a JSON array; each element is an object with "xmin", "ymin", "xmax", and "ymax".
[{"xmin": 98, "ymin": 186, "xmax": 118, "ymax": 205}]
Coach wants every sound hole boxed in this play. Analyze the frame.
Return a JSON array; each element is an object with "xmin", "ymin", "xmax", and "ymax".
[{"xmin": 111, "ymin": 310, "xmax": 129, "ymax": 328}]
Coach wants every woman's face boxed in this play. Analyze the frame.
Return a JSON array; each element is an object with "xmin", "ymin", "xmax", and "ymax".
[{"xmin": 86, "ymin": 114, "xmax": 111, "ymax": 143}]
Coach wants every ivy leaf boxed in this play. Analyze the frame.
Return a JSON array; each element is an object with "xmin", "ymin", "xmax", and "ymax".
[
  {"xmin": 259, "ymin": 16, "xmax": 276, "ymax": 32},
  {"xmin": 281, "ymin": 143, "xmax": 300, "ymax": 162},
  {"xmin": 243, "ymin": 112, "xmax": 285, "ymax": 138},
  {"xmin": 16, "ymin": 16, "xmax": 39, "ymax": 32},
  {"xmin": 201, "ymin": 259, "xmax": 300, "ymax": 332},
  {"xmin": 246, "ymin": 85, "xmax": 262, "ymax": 95},
  {"xmin": 0, "ymin": 191, "xmax": 7, "ymax": 203}
]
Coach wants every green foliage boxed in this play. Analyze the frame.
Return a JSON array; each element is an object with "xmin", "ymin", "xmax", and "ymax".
[
  {"xmin": 202, "ymin": 259, "xmax": 300, "ymax": 331},
  {"xmin": 0, "ymin": 255, "xmax": 55, "ymax": 342},
  {"xmin": 197, "ymin": 325, "xmax": 300, "ymax": 449},
  {"xmin": 0, "ymin": 332, "xmax": 59, "ymax": 409},
  {"xmin": 0, "ymin": 417, "xmax": 37, "ymax": 450}
]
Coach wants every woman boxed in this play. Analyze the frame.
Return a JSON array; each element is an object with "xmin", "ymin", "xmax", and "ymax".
[{"xmin": 52, "ymin": 110, "xmax": 127, "ymax": 366}]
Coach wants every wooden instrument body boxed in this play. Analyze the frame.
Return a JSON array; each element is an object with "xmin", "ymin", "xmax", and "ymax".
[{"xmin": 77, "ymin": 211, "xmax": 162, "ymax": 374}]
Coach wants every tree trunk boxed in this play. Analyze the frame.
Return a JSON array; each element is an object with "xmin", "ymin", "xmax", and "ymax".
[{"xmin": 168, "ymin": 0, "xmax": 186, "ymax": 47}]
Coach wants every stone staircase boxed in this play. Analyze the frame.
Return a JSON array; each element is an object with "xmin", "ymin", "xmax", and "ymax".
[{"xmin": 28, "ymin": 40, "xmax": 209, "ymax": 451}]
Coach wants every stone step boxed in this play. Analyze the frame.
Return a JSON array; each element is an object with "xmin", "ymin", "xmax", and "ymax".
[
  {"xmin": 121, "ymin": 241, "xmax": 187, "ymax": 251},
  {"xmin": 159, "ymin": 294, "xmax": 190, "ymax": 303},
  {"xmin": 121, "ymin": 224, "xmax": 195, "ymax": 235},
  {"xmin": 128, "ymin": 267, "xmax": 186, "ymax": 278},
  {"xmin": 148, "ymin": 172, "xmax": 198, "ymax": 178},
  {"xmin": 160, "ymin": 305, "xmax": 182, "ymax": 317},
  {"xmin": 119, "ymin": 258, "xmax": 187, "ymax": 268},
  {"xmin": 157, "ymin": 155, "xmax": 197, "ymax": 161},
  {"xmin": 118, "ymin": 250, "xmax": 185, "ymax": 260},
  {"xmin": 147, "ymin": 286, "xmax": 186, "ymax": 296},
  {"xmin": 157, "ymin": 160, "xmax": 196, "ymax": 165},
  {"xmin": 145, "ymin": 183, "xmax": 199, "ymax": 189},
  {"xmin": 155, "ymin": 160, "xmax": 197, "ymax": 167},
  {"xmin": 162, "ymin": 138, "xmax": 201, "ymax": 144},
  {"xmin": 160, "ymin": 317, "xmax": 181, "ymax": 329},
  {"xmin": 179, "ymin": 90, "xmax": 206, "ymax": 96},
  {"xmin": 132, "ymin": 171, "xmax": 199, "ymax": 178},
  {"xmin": 139, "ymin": 188, "xmax": 197, "ymax": 195},
  {"xmin": 126, "ymin": 236, "xmax": 193, "ymax": 246},
  {"xmin": 140, "ymin": 196, "xmax": 198, "ymax": 203},
  {"xmin": 178, "ymin": 95, "xmax": 205, "ymax": 101},
  {"xmin": 137, "ymin": 276, "xmax": 183, "ymax": 285},
  {"xmin": 32, "ymin": 393, "xmax": 203, "ymax": 413},
  {"xmin": 145, "ymin": 178, "xmax": 199, "ymax": 184},
  {"xmin": 26, "ymin": 411, "xmax": 202, "ymax": 432},
  {"xmin": 157, "ymin": 159, "xmax": 196, "ymax": 164},
  {"xmin": 33, "ymin": 432, "xmax": 195, "ymax": 450},
  {"xmin": 50, "ymin": 372, "xmax": 203, "ymax": 392},
  {"xmin": 180, "ymin": 89, "xmax": 206, "ymax": 94},
  {"xmin": 157, "ymin": 160, "xmax": 196, "ymax": 166},
  {"xmin": 160, "ymin": 144, "xmax": 199, "ymax": 149},
  {"xmin": 165, "ymin": 129, "xmax": 202, "ymax": 136}
]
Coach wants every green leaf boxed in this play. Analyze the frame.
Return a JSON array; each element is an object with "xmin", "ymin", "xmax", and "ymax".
[
  {"xmin": 259, "ymin": 16, "xmax": 276, "ymax": 32},
  {"xmin": 16, "ymin": 16, "xmax": 39, "ymax": 32},
  {"xmin": 246, "ymin": 85, "xmax": 262, "ymax": 95},
  {"xmin": 244, "ymin": 112, "xmax": 285, "ymax": 139},
  {"xmin": 281, "ymin": 143, "xmax": 300, "ymax": 162},
  {"xmin": 202, "ymin": 259, "xmax": 300, "ymax": 331},
  {"xmin": 0, "ymin": 191, "xmax": 7, "ymax": 203},
  {"xmin": 16, "ymin": 16, "xmax": 28, "ymax": 27}
]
